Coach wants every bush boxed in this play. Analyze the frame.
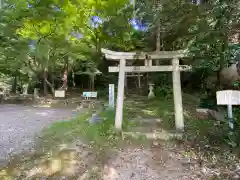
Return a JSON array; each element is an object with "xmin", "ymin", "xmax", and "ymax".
[{"xmin": 154, "ymin": 85, "xmax": 173, "ymax": 99}]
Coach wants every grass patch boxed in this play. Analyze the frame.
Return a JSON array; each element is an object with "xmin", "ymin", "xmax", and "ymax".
[
  {"xmin": 123, "ymin": 94, "xmax": 230, "ymax": 146},
  {"xmin": 124, "ymin": 97, "xmax": 175, "ymax": 129},
  {"xmin": 41, "ymin": 93, "xmax": 230, "ymax": 153},
  {"xmin": 40, "ymin": 108, "xmax": 136, "ymax": 152},
  {"xmin": 41, "ymin": 95, "xmax": 178, "ymax": 149}
]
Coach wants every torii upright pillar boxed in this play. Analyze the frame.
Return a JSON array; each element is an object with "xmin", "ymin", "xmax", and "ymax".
[
  {"xmin": 172, "ymin": 58, "xmax": 184, "ymax": 131},
  {"xmin": 115, "ymin": 58, "xmax": 126, "ymax": 130}
]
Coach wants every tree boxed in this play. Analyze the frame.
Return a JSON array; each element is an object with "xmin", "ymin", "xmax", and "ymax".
[{"xmin": 1, "ymin": 0, "xmax": 135, "ymax": 94}]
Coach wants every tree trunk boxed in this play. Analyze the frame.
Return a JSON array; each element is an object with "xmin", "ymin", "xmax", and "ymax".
[
  {"xmin": 45, "ymin": 79, "xmax": 54, "ymax": 95},
  {"xmin": 61, "ymin": 57, "xmax": 69, "ymax": 90},
  {"xmin": 12, "ymin": 73, "xmax": 17, "ymax": 94},
  {"xmin": 52, "ymin": 61, "xmax": 55, "ymax": 89},
  {"xmin": 91, "ymin": 75, "xmax": 95, "ymax": 91},
  {"xmin": 72, "ymin": 71, "xmax": 76, "ymax": 87},
  {"xmin": 44, "ymin": 68, "xmax": 55, "ymax": 95},
  {"xmin": 43, "ymin": 69, "xmax": 48, "ymax": 96},
  {"xmin": 155, "ymin": 0, "xmax": 161, "ymax": 65},
  {"xmin": 156, "ymin": 25, "xmax": 161, "ymax": 52}
]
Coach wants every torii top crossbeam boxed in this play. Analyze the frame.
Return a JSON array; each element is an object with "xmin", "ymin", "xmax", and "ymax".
[{"xmin": 101, "ymin": 48, "xmax": 188, "ymax": 60}]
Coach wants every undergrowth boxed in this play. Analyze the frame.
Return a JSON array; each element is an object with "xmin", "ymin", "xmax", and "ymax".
[
  {"xmin": 41, "ymin": 108, "xmax": 136, "ymax": 151},
  {"xmin": 41, "ymin": 91, "xmax": 240, "ymax": 153}
]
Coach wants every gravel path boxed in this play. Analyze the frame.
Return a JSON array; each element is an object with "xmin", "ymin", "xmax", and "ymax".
[{"xmin": 0, "ymin": 104, "xmax": 76, "ymax": 167}]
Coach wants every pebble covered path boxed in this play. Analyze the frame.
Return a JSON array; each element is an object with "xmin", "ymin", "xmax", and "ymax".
[{"xmin": 0, "ymin": 104, "xmax": 76, "ymax": 167}]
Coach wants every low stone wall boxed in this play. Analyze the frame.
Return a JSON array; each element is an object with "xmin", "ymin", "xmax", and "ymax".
[{"xmin": 2, "ymin": 95, "xmax": 34, "ymax": 105}]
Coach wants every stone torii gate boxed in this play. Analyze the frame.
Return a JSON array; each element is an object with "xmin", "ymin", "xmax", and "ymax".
[{"xmin": 101, "ymin": 48, "xmax": 191, "ymax": 132}]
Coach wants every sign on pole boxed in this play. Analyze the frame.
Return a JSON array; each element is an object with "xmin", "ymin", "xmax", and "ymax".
[
  {"xmin": 54, "ymin": 90, "xmax": 65, "ymax": 98},
  {"xmin": 109, "ymin": 84, "xmax": 115, "ymax": 108},
  {"xmin": 216, "ymin": 90, "xmax": 240, "ymax": 130}
]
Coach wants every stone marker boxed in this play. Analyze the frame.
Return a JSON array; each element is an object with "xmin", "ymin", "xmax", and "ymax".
[
  {"xmin": 22, "ymin": 84, "xmax": 29, "ymax": 95},
  {"xmin": 88, "ymin": 113, "xmax": 103, "ymax": 124},
  {"xmin": 109, "ymin": 84, "xmax": 115, "ymax": 108},
  {"xmin": 34, "ymin": 88, "xmax": 39, "ymax": 98},
  {"xmin": 216, "ymin": 90, "xmax": 240, "ymax": 130}
]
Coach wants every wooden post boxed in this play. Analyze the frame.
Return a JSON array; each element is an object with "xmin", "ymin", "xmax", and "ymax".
[
  {"xmin": 172, "ymin": 58, "xmax": 184, "ymax": 132},
  {"xmin": 138, "ymin": 73, "xmax": 141, "ymax": 88},
  {"xmin": 227, "ymin": 104, "xmax": 234, "ymax": 130},
  {"xmin": 115, "ymin": 58, "xmax": 126, "ymax": 130}
]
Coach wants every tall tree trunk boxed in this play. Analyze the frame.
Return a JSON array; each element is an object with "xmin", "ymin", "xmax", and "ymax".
[
  {"xmin": 52, "ymin": 60, "xmax": 55, "ymax": 89},
  {"xmin": 155, "ymin": 0, "xmax": 161, "ymax": 65},
  {"xmin": 91, "ymin": 75, "xmax": 95, "ymax": 91},
  {"xmin": 61, "ymin": 56, "xmax": 69, "ymax": 90},
  {"xmin": 156, "ymin": 25, "xmax": 161, "ymax": 52},
  {"xmin": 43, "ymin": 68, "xmax": 48, "ymax": 96},
  {"xmin": 12, "ymin": 72, "xmax": 18, "ymax": 94},
  {"xmin": 43, "ymin": 68, "xmax": 55, "ymax": 95},
  {"xmin": 72, "ymin": 71, "xmax": 76, "ymax": 87}
]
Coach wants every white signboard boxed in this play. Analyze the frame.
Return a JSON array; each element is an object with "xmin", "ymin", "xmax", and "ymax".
[
  {"xmin": 109, "ymin": 84, "xmax": 115, "ymax": 108},
  {"xmin": 82, "ymin": 92, "xmax": 97, "ymax": 98},
  {"xmin": 54, "ymin": 90, "xmax": 65, "ymax": 98},
  {"xmin": 216, "ymin": 90, "xmax": 240, "ymax": 130},
  {"xmin": 216, "ymin": 90, "xmax": 240, "ymax": 105}
]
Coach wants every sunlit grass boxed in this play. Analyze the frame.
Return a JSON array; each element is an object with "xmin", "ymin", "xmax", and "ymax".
[{"xmin": 41, "ymin": 108, "xmax": 136, "ymax": 151}]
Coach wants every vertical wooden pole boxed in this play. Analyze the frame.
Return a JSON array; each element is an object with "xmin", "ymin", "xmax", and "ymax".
[
  {"xmin": 172, "ymin": 58, "xmax": 184, "ymax": 132},
  {"xmin": 115, "ymin": 58, "xmax": 126, "ymax": 130},
  {"xmin": 227, "ymin": 104, "xmax": 234, "ymax": 130}
]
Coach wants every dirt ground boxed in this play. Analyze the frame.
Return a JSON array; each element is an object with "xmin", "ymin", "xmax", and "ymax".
[
  {"xmin": 103, "ymin": 145, "xmax": 197, "ymax": 180},
  {"xmin": 1, "ymin": 95, "xmax": 240, "ymax": 180}
]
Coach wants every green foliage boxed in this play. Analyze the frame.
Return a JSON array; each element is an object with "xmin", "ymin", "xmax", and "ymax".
[
  {"xmin": 199, "ymin": 96, "xmax": 218, "ymax": 110},
  {"xmin": 43, "ymin": 108, "xmax": 135, "ymax": 150},
  {"xmin": 154, "ymin": 85, "xmax": 173, "ymax": 99},
  {"xmin": 184, "ymin": 1, "xmax": 239, "ymax": 71},
  {"xmin": 151, "ymin": 73, "xmax": 173, "ymax": 98},
  {"xmin": 135, "ymin": 0, "xmax": 239, "ymax": 72},
  {"xmin": 229, "ymin": 44, "xmax": 240, "ymax": 63},
  {"xmin": 0, "ymin": 0, "xmax": 140, "ymax": 93},
  {"xmin": 0, "ymin": 73, "xmax": 12, "ymax": 91}
]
